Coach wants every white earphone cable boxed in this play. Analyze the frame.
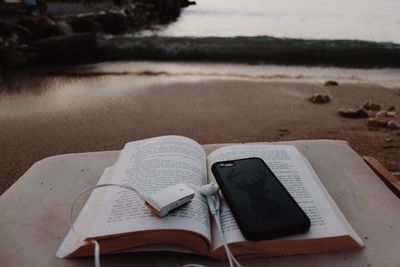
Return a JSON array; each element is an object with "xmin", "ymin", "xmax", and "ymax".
[
  {"xmin": 70, "ymin": 183, "xmax": 146, "ymax": 267},
  {"xmin": 197, "ymin": 183, "xmax": 243, "ymax": 267},
  {"xmin": 70, "ymin": 183, "xmax": 241, "ymax": 267},
  {"xmin": 213, "ymin": 210, "xmax": 242, "ymax": 267}
]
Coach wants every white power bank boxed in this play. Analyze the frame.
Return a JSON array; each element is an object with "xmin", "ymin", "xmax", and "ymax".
[{"xmin": 144, "ymin": 183, "xmax": 195, "ymax": 217}]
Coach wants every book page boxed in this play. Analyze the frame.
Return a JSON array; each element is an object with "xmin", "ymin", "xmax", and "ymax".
[
  {"xmin": 206, "ymin": 144, "xmax": 349, "ymax": 250},
  {"xmin": 86, "ymin": 136, "xmax": 211, "ymax": 244}
]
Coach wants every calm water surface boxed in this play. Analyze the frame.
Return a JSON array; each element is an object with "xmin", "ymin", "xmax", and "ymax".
[{"xmin": 158, "ymin": 0, "xmax": 400, "ymax": 43}]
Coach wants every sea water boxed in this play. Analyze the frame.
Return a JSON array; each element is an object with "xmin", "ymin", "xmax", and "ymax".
[{"xmin": 158, "ymin": 0, "xmax": 400, "ymax": 43}]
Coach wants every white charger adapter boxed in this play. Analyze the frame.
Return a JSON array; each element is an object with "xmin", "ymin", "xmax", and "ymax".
[{"xmin": 144, "ymin": 183, "xmax": 195, "ymax": 217}]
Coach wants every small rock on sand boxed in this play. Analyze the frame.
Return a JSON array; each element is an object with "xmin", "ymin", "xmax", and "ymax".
[
  {"xmin": 324, "ymin": 80, "xmax": 339, "ymax": 86},
  {"xmin": 375, "ymin": 107, "xmax": 396, "ymax": 118},
  {"xmin": 309, "ymin": 93, "xmax": 331, "ymax": 104},
  {"xmin": 367, "ymin": 118, "xmax": 388, "ymax": 129},
  {"xmin": 375, "ymin": 110, "xmax": 386, "ymax": 118},
  {"xmin": 338, "ymin": 107, "xmax": 369, "ymax": 118},
  {"xmin": 386, "ymin": 106, "xmax": 396, "ymax": 117},
  {"xmin": 363, "ymin": 100, "xmax": 381, "ymax": 111},
  {"xmin": 387, "ymin": 121, "xmax": 400, "ymax": 130}
]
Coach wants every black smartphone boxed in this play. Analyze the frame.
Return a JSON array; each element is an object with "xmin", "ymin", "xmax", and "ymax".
[{"xmin": 211, "ymin": 157, "xmax": 310, "ymax": 241}]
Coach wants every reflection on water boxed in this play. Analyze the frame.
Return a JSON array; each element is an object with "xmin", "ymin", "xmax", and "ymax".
[
  {"xmin": 89, "ymin": 61, "xmax": 400, "ymax": 89},
  {"xmin": 159, "ymin": 0, "xmax": 400, "ymax": 43},
  {"xmin": 0, "ymin": 74, "xmax": 157, "ymax": 119}
]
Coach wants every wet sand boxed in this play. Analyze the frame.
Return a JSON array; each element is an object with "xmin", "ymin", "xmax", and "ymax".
[{"xmin": 1, "ymin": 63, "xmax": 399, "ymax": 194}]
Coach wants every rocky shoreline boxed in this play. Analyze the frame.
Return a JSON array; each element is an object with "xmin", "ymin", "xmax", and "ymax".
[
  {"xmin": 0, "ymin": 0, "xmax": 195, "ymax": 70},
  {"xmin": 2, "ymin": 0, "xmax": 400, "ymax": 74}
]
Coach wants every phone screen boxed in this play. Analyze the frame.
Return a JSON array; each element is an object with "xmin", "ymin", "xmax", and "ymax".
[{"xmin": 212, "ymin": 157, "xmax": 310, "ymax": 241}]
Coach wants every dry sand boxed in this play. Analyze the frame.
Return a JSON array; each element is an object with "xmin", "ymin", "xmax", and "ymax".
[{"xmin": 0, "ymin": 63, "xmax": 399, "ymax": 194}]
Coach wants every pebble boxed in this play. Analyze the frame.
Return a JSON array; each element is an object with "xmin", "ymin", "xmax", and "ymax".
[
  {"xmin": 309, "ymin": 93, "xmax": 331, "ymax": 104},
  {"xmin": 375, "ymin": 110, "xmax": 386, "ymax": 118},
  {"xmin": 367, "ymin": 118, "xmax": 387, "ymax": 128},
  {"xmin": 338, "ymin": 107, "xmax": 369, "ymax": 118},
  {"xmin": 363, "ymin": 101, "xmax": 381, "ymax": 111},
  {"xmin": 324, "ymin": 80, "xmax": 339, "ymax": 86},
  {"xmin": 386, "ymin": 106, "xmax": 396, "ymax": 117},
  {"xmin": 387, "ymin": 121, "xmax": 400, "ymax": 130}
]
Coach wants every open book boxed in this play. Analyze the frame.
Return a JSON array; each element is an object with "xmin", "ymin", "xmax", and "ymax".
[{"xmin": 57, "ymin": 136, "xmax": 363, "ymax": 259}]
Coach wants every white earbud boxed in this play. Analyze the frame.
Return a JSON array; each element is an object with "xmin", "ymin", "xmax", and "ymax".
[
  {"xmin": 200, "ymin": 182, "xmax": 220, "ymax": 216},
  {"xmin": 200, "ymin": 182, "xmax": 219, "ymax": 196}
]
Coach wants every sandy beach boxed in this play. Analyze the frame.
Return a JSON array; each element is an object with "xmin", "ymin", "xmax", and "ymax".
[{"xmin": 0, "ymin": 62, "xmax": 399, "ymax": 194}]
